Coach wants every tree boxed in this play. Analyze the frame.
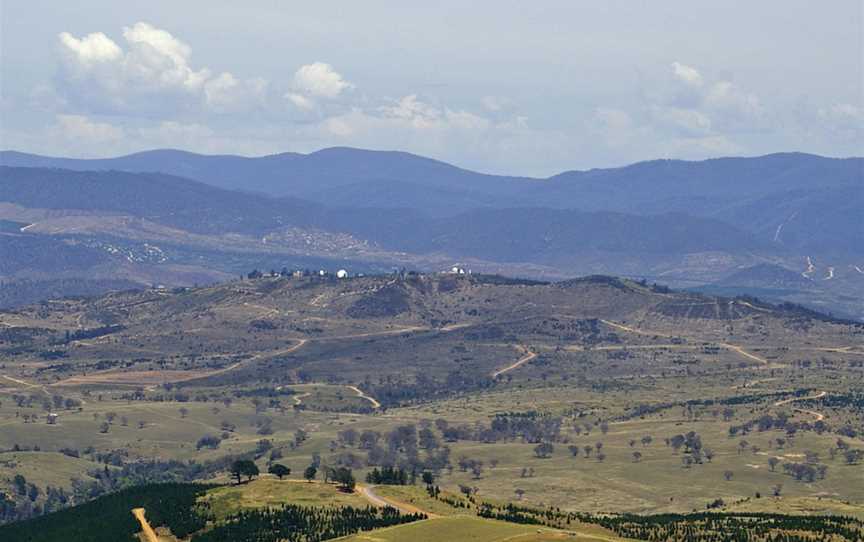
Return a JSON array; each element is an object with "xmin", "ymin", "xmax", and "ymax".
[
  {"xmin": 768, "ymin": 457, "xmax": 780, "ymax": 472},
  {"xmin": 268, "ymin": 464, "xmax": 291, "ymax": 480},
  {"xmin": 514, "ymin": 488, "xmax": 525, "ymax": 501},
  {"xmin": 332, "ymin": 467, "xmax": 356, "ymax": 492},
  {"xmin": 304, "ymin": 465, "xmax": 318, "ymax": 482},
  {"xmin": 196, "ymin": 435, "xmax": 221, "ymax": 451},
  {"xmin": 723, "ymin": 470, "xmax": 734, "ymax": 481},
  {"xmin": 13, "ymin": 474, "xmax": 27, "ymax": 496},
  {"xmin": 179, "ymin": 407, "xmax": 189, "ymax": 419},
  {"xmin": 533, "ymin": 442, "xmax": 554, "ymax": 458},
  {"xmin": 99, "ymin": 421, "xmax": 110, "ymax": 434},
  {"xmin": 230, "ymin": 459, "xmax": 259, "ymax": 484},
  {"xmin": 632, "ymin": 451, "xmax": 642, "ymax": 463},
  {"xmin": 421, "ymin": 471, "xmax": 435, "ymax": 485}
]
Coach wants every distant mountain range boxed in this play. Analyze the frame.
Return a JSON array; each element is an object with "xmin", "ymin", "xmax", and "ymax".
[{"xmin": 0, "ymin": 148, "xmax": 861, "ymax": 318}]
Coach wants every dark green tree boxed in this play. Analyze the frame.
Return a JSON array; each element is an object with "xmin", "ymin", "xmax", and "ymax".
[
  {"xmin": 268, "ymin": 464, "xmax": 291, "ymax": 480},
  {"xmin": 304, "ymin": 465, "xmax": 317, "ymax": 482},
  {"xmin": 230, "ymin": 460, "xmax": 259, "ymax": 484}
]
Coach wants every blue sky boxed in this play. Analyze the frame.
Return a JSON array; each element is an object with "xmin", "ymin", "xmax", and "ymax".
[{"xmin": 1, "ymin": 1, "xmax": 861, "ymax": 175}]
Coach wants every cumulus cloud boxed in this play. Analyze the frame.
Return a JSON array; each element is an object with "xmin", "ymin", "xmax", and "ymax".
[
  {"xmin": 667, "ymin": 62, "xmax": 764, "ymax": 131},
  {"xmin": 291, "ymin": 62, "xmax": 353, "ymax": 98},
  {"xmin": 650, "ymin": 105, "xmax": 713, "ymax": 137},
  {"xmin": 55, "ymin": 22, "xmax": 263, "ymax": 115},
  {"xmin": 19, "ymin": 21, "xmax": 855, "ymax": 173},
  {"xmin": 285, "ymin": 92, "xmax": 316, "ymax": 111},
  {"xmin": 51, "ymin": 114, "xmax": 124, "ymax": 143},
  {"xmin": 283, "ymin": 62, "xmax": 354, "ymax": 115},
  {"xmin": 671, "ymin": 62, "xmax": 703, "ymax": 87}
]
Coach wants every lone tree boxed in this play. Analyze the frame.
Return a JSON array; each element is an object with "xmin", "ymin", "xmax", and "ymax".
[
  {"xmin": 723, "ymin": 470, "xmax": 734, "ymax": 481},
  {"xmin": 768, "ymin": 457, "xmax": 780, "ymax": 472},
  {"xmin": 533, "ymin": 442, "xmax": 554, "ymax": 458},
  {"xmin": 268, "ymin": 464, "xmax": 291, "ymax": 480},
  {"xmin": 230, "ymin": 459, "xmax": 259, "ymax": 484},
  {"xmin": 304, "ymin": 464, "xmax": 318, "ymax": 482},
  {"xmin": 332, "ymin": 467, "xmax": 356, "ymax": 492}
]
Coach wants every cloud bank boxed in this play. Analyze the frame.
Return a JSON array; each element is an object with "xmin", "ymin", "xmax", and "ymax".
[{"xmin": 3, "ymin": 22, "xmax": 859, "ymax": 174}]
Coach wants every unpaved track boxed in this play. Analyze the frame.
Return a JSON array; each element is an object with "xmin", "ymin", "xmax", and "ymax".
[
  {"xmin": 1, "ymin": 374, "xmax": 49, "ymax": 394},
  {"xmin": 356, "ymin": 484, "xmax": 436, "ymax": 517},
  {"xmin": 492, "ymin": 348, "xmax": 537, "ymax": 378},
  {"xmin": 132, "ymin": 508, "xmax": 159, "ymax": 542},
  {"xmin": 602, "ymin": 319, "xmax": 773, "ymax": 366},
  {"xmin": 347, "ymin": 385, "xmax": 381, "ymax": 408},
  {"xmin": 774, "ymin": 391, "xmax": 827, "ymax": 421}
]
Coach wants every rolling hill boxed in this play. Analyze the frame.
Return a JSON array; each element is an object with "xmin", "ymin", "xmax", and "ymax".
[{"xmin": 0, "ymin": 149, "xmax": 861, "ymax": 319}]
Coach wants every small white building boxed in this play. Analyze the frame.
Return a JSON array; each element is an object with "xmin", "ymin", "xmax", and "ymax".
[{"xmin": 336, "ymin": 269, "xmax": 349, "ymax": 279}]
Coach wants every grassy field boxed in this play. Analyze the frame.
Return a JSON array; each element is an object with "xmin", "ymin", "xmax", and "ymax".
[
  {"xmin": 201, "ymin": 478, "xmax": 366, "ymax": 519},
  {"xmin": 1, "ymin": 274, "xmax": 862, "ymax": 535},
  {"xmin": 340, "ymin": 516, "xmax": 629, "ymax": 542},
  {"xmin": 2, "ymin": 381, "xmax": 862, "ymax": 517}
]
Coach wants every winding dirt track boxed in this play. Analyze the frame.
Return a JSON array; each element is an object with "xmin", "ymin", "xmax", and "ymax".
[
  {"xmin": 132, "ymin": 508, "xmax": 159, "ymax": 542},
  {"xmin": 601, "ymin": 319, "xmax": 773, "ymax": 366},
  {"xmin": 347, "ymin": 385, "xmax": 381, "ymax": 408},
  {"xmin": 774, "ymin": 391, "xmax": 827, "ymax": 421},
  {"xmin": 492, "ymin": 348, "xmax": 537, "ymax": 378},
  {"xmin": 356, "ymin": 484, "xmax": 437, "ymax": 517}
]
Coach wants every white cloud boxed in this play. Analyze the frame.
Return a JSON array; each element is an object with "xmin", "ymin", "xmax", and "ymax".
[
  {"xmin": 55, "ymin": 22, "xmax": 261, "ymax": 115},
  {"xmin": 671, "ymin": 62, "xmax": 703, "ymax": 87},
  {"xmin": 51, "ymin": 114, "xmax": 124, "ymax": 142},
  {"xmin": 285, "ymin": 92, "xmax": 315, "ymax": 111},
  {"xmin": 58, "ymin": 31, "xmax": 123, "ymax": 67},
  {"xmin": 650, "ymin": 105, "xmax": 713, "ymax": 137},
  {"xmin": 817, "ymin": 103, "xmax": 864, "ymax": 143},
  {"xmin": 292, "ymin": 62, "xmax": 353, "ymax": 99},
  {"xmin": 666, "ymin": 62, "xmax": 765, "ymax": 132}
]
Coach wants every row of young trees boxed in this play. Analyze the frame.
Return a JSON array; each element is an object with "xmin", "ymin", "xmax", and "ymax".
[
  {"xmin": 190, "ymin": 503, "xmax": 423, "ymax": 542},
  {"xmin": 0, "ymin": 483, "xmax": 215, "ymax": 542}
]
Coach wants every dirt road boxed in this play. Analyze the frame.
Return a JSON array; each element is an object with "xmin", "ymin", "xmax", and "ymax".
[
  {"xmin": 356, "ymin": 484, "xmax": 435, "ymax": 517},
  {"xmin": 602, "ymin": 319, "xmax": 773, "ymax": 367},
  {"xmin": 132, "ymin": 508, "xmax": 159, "ymax": 542},
  {"xmin": 347, "ymin": 385, "xmax": 381, "ymax": 408},
  {"xmin": 774, "ymin": 391, "xmax": 827, "ymax": 421},
  {"xmin": 492, "ymin": 348, "xmax": 537, "ymax": 378}
]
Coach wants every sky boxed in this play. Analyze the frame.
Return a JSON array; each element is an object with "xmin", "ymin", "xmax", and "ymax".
[{"xmin": 0, "ymin": 1, "xmax": 861, "ymax": 176}]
